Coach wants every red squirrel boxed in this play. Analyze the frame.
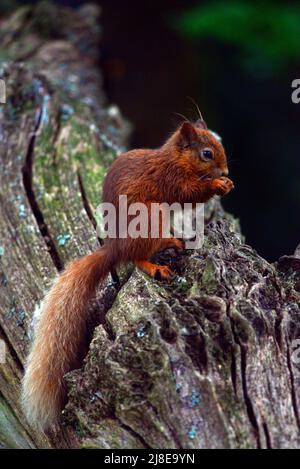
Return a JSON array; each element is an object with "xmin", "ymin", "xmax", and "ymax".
[{"xmin": 21, "ymin": 118, "xmax": 234, "ymax": 430}]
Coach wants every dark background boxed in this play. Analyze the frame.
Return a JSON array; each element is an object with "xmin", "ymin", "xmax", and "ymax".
[{"xmin": 2, "ymin": 0, "xmax": 300, "ymax": 262}]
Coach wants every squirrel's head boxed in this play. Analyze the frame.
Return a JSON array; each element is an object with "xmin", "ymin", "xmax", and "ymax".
[{"xmin": 172, "ymin": 119, "xmax": 229, "ymax": 180}]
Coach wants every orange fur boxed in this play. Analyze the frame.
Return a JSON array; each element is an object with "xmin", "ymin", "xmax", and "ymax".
[
  {"xmin": 22, "ymin": 248, "xmax": 113, "ymax": 429},
  {"xmin": 22, "ymin": 120, "xmax": 234, "ymax": 429}
]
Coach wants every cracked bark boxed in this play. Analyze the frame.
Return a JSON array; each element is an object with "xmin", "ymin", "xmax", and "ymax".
[{"xmin": 0, "ymin": 2, "xmax": 300, "ymax": 449}]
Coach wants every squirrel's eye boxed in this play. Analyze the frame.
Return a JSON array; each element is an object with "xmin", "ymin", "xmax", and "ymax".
[{"xmin": 200, "ymin": 148, "xmax": 214, "ymax": 161}]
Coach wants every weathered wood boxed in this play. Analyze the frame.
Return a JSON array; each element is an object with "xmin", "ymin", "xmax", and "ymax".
[
  {"xmin": 63, "ymin": 223, "xmax": 300, "ymax": 449},
  {"xmin": 1, "ymin": 2, "xmax": 300, "ymax": 449},
  {"xmin": 0, "ymin": 2, "xmax": 129, "ymax": 448}
]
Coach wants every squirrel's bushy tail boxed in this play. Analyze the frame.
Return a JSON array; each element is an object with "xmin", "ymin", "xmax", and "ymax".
[{"xmin": 22, "ymin": 247, "xmax": 113, "ymax": 430}]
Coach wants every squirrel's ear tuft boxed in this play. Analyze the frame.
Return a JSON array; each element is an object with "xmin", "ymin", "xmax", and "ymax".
[
  {"xmin": 195, "ymin": 118, "xmax": 208, "ymax": 130},
  {"xmin": 179, "ymin": 122, "xmax": 198, "ymax": 147}
]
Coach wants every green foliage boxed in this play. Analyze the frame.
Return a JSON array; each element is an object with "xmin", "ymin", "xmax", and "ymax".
[{"xmin": 174, "ymin": 1, "xmax": 300, "ymax": 73}]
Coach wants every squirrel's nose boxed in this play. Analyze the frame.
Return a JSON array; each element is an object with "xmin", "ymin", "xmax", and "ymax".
[{"xmin": 222, "ymin": 167, "xmax": 229, "ymax": 176}]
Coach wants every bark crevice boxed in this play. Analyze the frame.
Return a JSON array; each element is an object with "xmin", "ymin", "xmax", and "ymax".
[{"xmin": 22, "ymin": 106, "xmax": 63, "ymax": 271}]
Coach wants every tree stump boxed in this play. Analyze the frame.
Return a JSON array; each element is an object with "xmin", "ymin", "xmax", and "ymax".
[{"xmin": 0, "ymin": 2, "xmax": 300, "ymax": 449}]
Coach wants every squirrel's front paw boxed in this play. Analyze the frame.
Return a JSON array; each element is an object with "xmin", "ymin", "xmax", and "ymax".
[{"xmin": 212, "ymin": 177, "xmax": 234, "ymax": 196}]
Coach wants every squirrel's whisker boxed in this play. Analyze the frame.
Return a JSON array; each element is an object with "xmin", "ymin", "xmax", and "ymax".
[
  {"xmin": 173, "ymin": 112, "xmax": 191, "ymax": 123},
  {"xmin": 187, "ymin": 96, "xmax": 204, "ymax": 121}
]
